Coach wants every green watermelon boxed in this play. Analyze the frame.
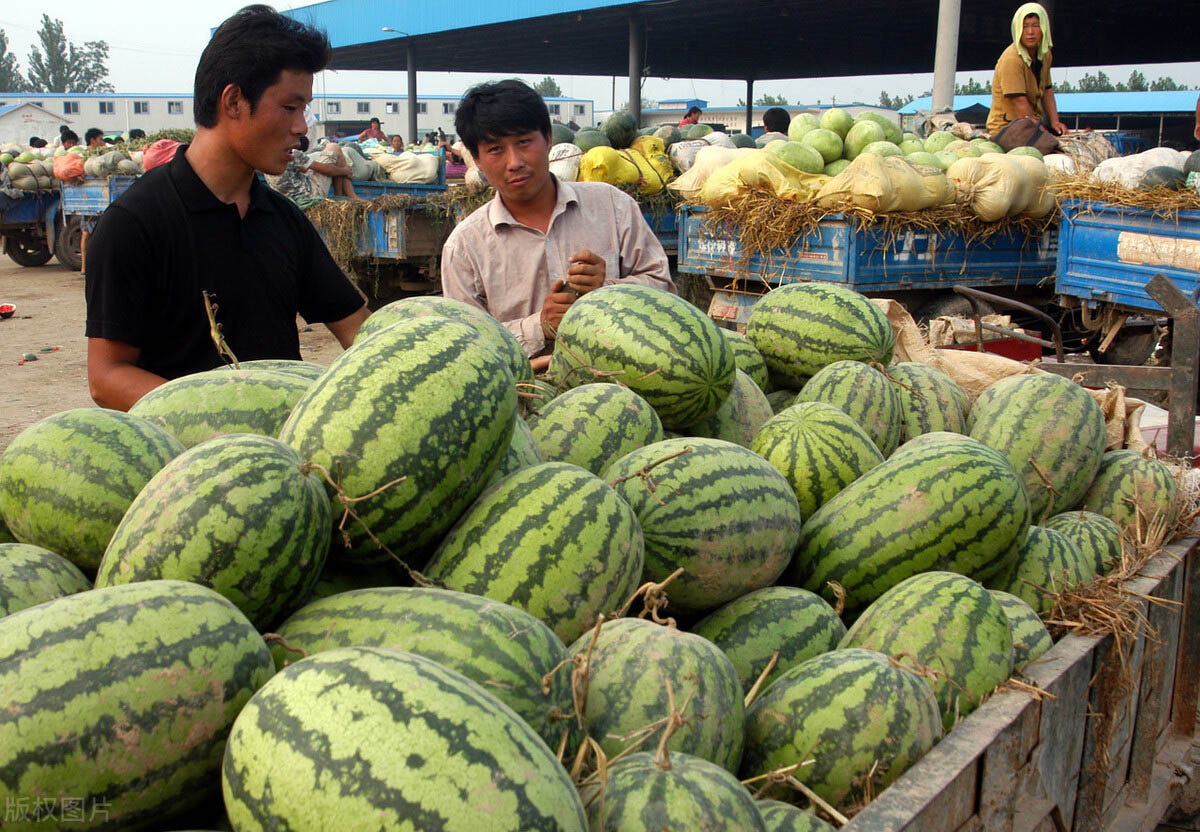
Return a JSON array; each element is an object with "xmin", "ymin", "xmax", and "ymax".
[
  {"xmin": 551, "ymin": 121, "xmax": 576, "ymax": 145},
  {"xmin": 766, "ymin": 389, "xmax": 799, "ymax": 413},
  {"xmin": 790, "ymin": 436, "xmax": 1031, "ymax": 614},
  {"xmin": 687, "ymin": 123, "xmax": 714, "ymax": 139},
  {"xmin": 683, "ymin": 369, "xmax": 774, "ymax": 448},
  {"xmin": 0, "ymin": 409, "xmax": 184, "ymax": 570},
  {"xmin": 305, "ymin": 558, "xmax": 410, "ymax": 602},
  {"xmin": 530, "ymin": 382, "xmax": 663, "ymax": 475},
  {"xmin": 854, "ymin": 111, "xmax": 903, "ymax": 144},
  {"xmin": 1140, "ymin": 166, "xmax": 1187, "ymax": 190},
  {"xmin": 840, "ymin": 571, "xmax": 1014, "ymax": 729},
  {"xmin": 574, "ymin": 129, "xmax": 611, "ymax": 151},
  {"xmin": 568, "ymin": 618, "xmax": 744, "ymax": 771},
  {"xmin": 548, "ymin": 284, "xmax": 736, "ymax": 430},
  {"xmin": 0, "ymin": 542, "xmax": 91, "ymax": 616},
  {"xmin": 887, "ymin": 362, "xmax": 969, "ymax": 441},
  {"xmin": 425, "ymin": 462, "xmax": 643, "ymax": 643},
  {"xmin": 730, "ymin": 132, "xmax": 757, "ymax": 149},
  {"xmin": 222, "ymin": 647, "xmax": 587, "ymax": 831},
  {"xmin": 751, "ymin": 401, "xmax": 884, "ymax": 520},
  {"xmin": 746, "ymin": 283, "xmax": 895, "ymax": 389},
  {"xmin": 723, "ymin": 329, "xmax": 771, "ymax": 392},
  {"xmin": 653, "ymin": 125, "xmax": 683, "ymax": 147},
  {"xmin": 1081, "ymin": 449, "xmax": 1177, "ymax": 531},
  {"xmin": 489, "ymin": 414, "xmax": 544, "ymax": 484},
  {"xmin": 605, "ymin": 437, "xmax": 802, "ymax": 614},
  {"xmin": 603, "ymin": 110, "xmax": 639, "ymax": 149},
  {"xmin": 270, "ymin": 587, "xmax": 573, "ymax": 750},
  {"xmin": 891, "ymin": 430, "xmax": 975, "ymax": 457},
  {"xmin": 968, "ymin": 373, "xmax": 1106, "ymax": 521},
  {"xmin": 741, "ymin": 648, "xmax": 942, "ymax": 808},
  {"xmin": 1185, "ymin": 150, "xmax": 1200, "ymax": 175},
  {"xmin": 691, "ymin": 586, "xmax": 845, "ymax": 693},
  {"xmin": 988, "ymin": 526, "xmax": 1096, "ymax": 615},
  {"xmin": 757, "ymin": 800, "xmax": 837, "ymax": 831},
  {"xmin": 95, "ymin": 434, "xmax": 332, "ymax": 630},
  {"xmin": 989, "ymin": 589, "xmax": 1053, "ymax": 671},
  {"xmin": 219, "ymin": 358, "xmax": 326, "ymax": 381},
  {"xmin": 279, "ymin": 317, "xmax": 517, "ymax": 565},
  {"xmin": 1, "ymin": 581, "xmax": 274, "ymax": 830},
  {"xmin": 1044, "ymin": 510, "xmax": 1124, "ymax": 575},
  {"xmin": 795, "ymin": 359, "xmax": 903, "ymax": 455}
]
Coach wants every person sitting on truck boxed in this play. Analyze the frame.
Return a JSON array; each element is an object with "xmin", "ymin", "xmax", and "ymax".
[
  {"xmin": 266, "ymin": 134, "xmax": 360, "ymax": 202},
  {"xmin": 441, "ymin": 79, "xmax": 674, "ymax": 370},
  {"xmin": 84, "ymin": 128, "xmax": 105, "ymax": 149},
  {"xmin": 84, "ymin": 4, "xmax": 368, "ymax": 412},
  {"xmin": 390, "ymin": 134, "xmax": 405, "ymax": 152},
  {"xmin": 756, "ymin": 107, "xmax": 791, "ymax": 147},
  {"xmin": 677, "ymin": 106, "xmax": 703, "ymax": 128},
  {"xmin": 129, "ymin": 128, "xmax": 146, "ymax": 141},
  {"xmin": 986, "ymin": 3, "xmax": 1069, "ymax": 137},
  {"xmin": 358, "ymin": 117, "xmax": 386, "ymax": 143},
  {"xmin": 60, "ymin": 130, "xmax": 80, "ymax": 150},
  {"xmin": 28, "ymin": 136, "xmax": 47, "ymax": 148}
]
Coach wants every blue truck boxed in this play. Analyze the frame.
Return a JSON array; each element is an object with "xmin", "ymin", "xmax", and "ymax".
[{"xmin": 0, "ymin": 189, "xmax": 78, "ymax": 268}]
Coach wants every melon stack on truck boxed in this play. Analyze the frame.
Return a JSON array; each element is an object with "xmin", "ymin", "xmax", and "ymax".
[{"xmin": 0, "ymin": 281, "xmax": 1189, "ymax": 830}]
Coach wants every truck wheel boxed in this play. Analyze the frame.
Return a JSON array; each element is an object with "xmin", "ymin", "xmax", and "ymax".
[
  {"xmin": 6, "ymin": 236, "xmax": 53, "ymax": 267},
  {"xmin": 54, "ymin": 216, "xmax": 83, "ymax": 271},
  {"xmin": 1088, "ymin": 326, "xmax": 1160, "ymax": 367}
]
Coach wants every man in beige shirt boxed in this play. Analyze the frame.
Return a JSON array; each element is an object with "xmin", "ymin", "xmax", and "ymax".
[{"xmin": 441, "ymin": 79, "xmax": 675, "ymax": 369}]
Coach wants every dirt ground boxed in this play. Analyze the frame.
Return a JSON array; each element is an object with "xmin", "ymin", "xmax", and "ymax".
[{"xmin": 0, "ymin": 257, "xmax": 343, "ymax": 453}]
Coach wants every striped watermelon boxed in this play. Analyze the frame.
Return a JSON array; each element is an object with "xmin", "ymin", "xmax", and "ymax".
[
  {"xmin": 968, "ymin": 374, "xmax": 1106, "ymax": 521},
  {"xmin": 751, "ymin": 401, "xmax": 885, "ymax": 520},
  {"xmin": 691, "ymin": 586, "xmax": 846, "ymax": 693},
  {"xmin": 794, "ymin": 360, "xmax": 903, "ymax": 455},
  {"xmin": 270, "ymin": 587, "xmax": 573, "ymax": 750},
  {"xmin": 129, "ymin": 368, "xmax": 313, "ymax": 448},
  {"xmin": 891, "ymin": 430, "xmax": 974, "ymax": 457},
  {"xmin": 988, "ymin": 526, "xmax": 1096, "ymax": 615},
  {"xmin": 531, "ymin": 383, "xmax": 663, "ymax": 475},
  {"xmin": 839, "ymin": 571, "xmax": 1014, "ymax": 729},
  {"xmin": 989, "ymin": 589, "xmax": 1053, "ymax": 671},
  {"xmin": 0, "ymin": 581, "xmax": 274, "ymax": 830},
  {"xmin": 568, "ymin": 618, "xmax": 744, "ymax": 771},
  {"xmin": 1081, "ymin": 450, "xmax": 1178, "ymax": 531},
  {"xmin": 767, "ymin": 389, "xmax": 799, "ymax": 413},
  {"xmin": 279, "ymin": 317, "xmax": 516, "ymax": 564},
  {"xmin": 790, "ymin": 436, "xmax": 1030, "ymax": 614},
  {"xmin": 95, "ymin": 434, "xmax": 332, "ymax": 630},
  {"xmin": 425, "ymin": 462, "xmax": 643, "ymax": 644},
  {"xmin": 490, "ymin": 414, "xmax": 544, "ymax": 484},
  {"xmin": 519, "ymin": 377, "xmax": 562, "ymax": 423},
  {"xmin": 888, "ymin": 362, "xmax": 969, "ymax": 441},
  {"xmin": 0, "ymin": 409, "xmax": 184, "ymax": 571},
  {"xmin": 547, "ymin": 284, "xmax": 736, "ymax": 429},
  {"xmin": 605, "ymin": 438, "xmax": 802, "ymax": 614},
  {"xmin": 741, "ymin": 648, "xmax": 943, "ymax": 808},
  {"xmin": 684, "ymin": 368, "xmax": 774, "ymax": 448},
  {"xmin": 757, "ymin": 800, "xmax": 837, "ymax": 831},
  {"xmin": 745, "ymin": 283, "xmax": 895, "ymax": 390},
  {"xmin": 723, "ymin": 329, "xmax": 772, "ymax": 393},
  {"xmin": 1044, "ymin": 510, "xmax": 1124, "ymax": 575},
  {"xmin": 587, "ymin": 751, "xmax": 767, "ymax": 831},
  {"xmin": 219, "ymin": 358, "xmax": 326, "ymax": 381},
  {"xmin": 0, "ymin": 542, "xmax": 91, "ymax": 616},
  {"xmin": 356, "ymin": 294, "xmax": 534, "ymax": 383},
  {"xmin": 222, "ymin": 647, "xmax": 587, "ymax": 831}
]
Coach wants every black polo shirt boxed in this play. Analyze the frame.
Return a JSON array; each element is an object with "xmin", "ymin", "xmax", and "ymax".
[{"xmin": 85, "ymin": 146, "xmax": 364, "ymax": 380}]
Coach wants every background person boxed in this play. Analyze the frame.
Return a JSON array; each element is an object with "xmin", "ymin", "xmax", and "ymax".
[
  {"xmin": 61, "ymin": 130, "xmax": 80, "ymax": 150},
  {"xmin": 389, "ymin": 134, "xmax": 405, "ymax": 152},
  {"xmin": 986, "ymin": 3, "xmax": 1069, "ymax": 136},
  {"xmin": 84, "ymin": 128, "xmax": 105, "ymax": 149},
  {"xmin": 358, "ymin": 117, "xmax": 386, "ymax": 142},
  {"xmin": 266, "ymin": 135, "xmax": 359, "ymax": 201},
  {"xmin": 129, "ymin": 128, "xmax": 146, "ymax": 141},
  {"xmin": 757, "ymin": 106, "xmax": 790, "ymax": 147},
  {"xmin": 678, "ymin": 106, "xmax": 703, "ymax": 128}
]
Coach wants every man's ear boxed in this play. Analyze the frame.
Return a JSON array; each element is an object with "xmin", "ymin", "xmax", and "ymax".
[{"xmin": 219, "ymin": 83, "xmax": 246, "ymax": 122}]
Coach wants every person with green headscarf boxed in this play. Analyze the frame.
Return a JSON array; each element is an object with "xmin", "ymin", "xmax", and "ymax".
[{"xmin": 986, "ymin": 3, "xmax": 1069, "ymax": 136}]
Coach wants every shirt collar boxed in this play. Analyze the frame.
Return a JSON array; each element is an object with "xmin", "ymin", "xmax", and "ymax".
[
  {"xmin": 169, "ymin": 144, "xmax": 276, "ymax": 215},
  {"xmin": 487, "ymin": 174, "xmax": 578, "ymax": 230}
]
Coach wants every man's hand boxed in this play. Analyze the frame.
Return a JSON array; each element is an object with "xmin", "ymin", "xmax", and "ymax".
[
  {"xmin": 540, "ymin": 279, "xmax": 578, "ymax": 341},
  {"xmin": 566, "ymin": 250, "xmax": 606, "ymax": 295},
  {"xmin": 530, "ymin": 355, "xmax": 552, "ymax": 373},
  {"xmin": 1051, "ymin": 121, "xmax": 1070, "ymax": 136}
]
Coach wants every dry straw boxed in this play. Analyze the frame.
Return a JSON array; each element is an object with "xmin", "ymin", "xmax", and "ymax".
[{"xmin": 1049, "ymin": 172, "xmax": 1200, "ymax": 216}]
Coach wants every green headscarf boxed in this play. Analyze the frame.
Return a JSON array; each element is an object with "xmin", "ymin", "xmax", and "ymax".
[{"xmin": 1011, "ymin": 2, "xmax": 1053, "ymax": 64}]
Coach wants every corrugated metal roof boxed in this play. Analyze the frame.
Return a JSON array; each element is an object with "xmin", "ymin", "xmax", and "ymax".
[
  {"xmin": 0, "ymin": 104, "xmax": 17, "ymax": 118},
  {"xmin": 898, "ymin": 90, "xmax": 1199, "ymax": 115}
]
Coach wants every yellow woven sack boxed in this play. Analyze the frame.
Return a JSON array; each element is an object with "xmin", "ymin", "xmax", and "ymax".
[
  {"xmin": 631, "ymin": 135, "xmax": 666, "ymax": 158},
  {"xmin": 699, "ymin": 150, "xmax": 828, "ymax": 208},
  {"xmin": 579, "ymin": 146, "xmax": 640, "ymax": 187}
]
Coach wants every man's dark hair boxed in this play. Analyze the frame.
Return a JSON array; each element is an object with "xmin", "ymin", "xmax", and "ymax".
[
  {"xmin": 59, "ymin": 124, "xmax": 70, "ymax": 135},
  {"xmin": 193, "ymin": 4, "xmax": 331, "ymax": 128},
  {"xmin": 61, "ymin": 130, "xmax": 79, "ymax": 144},
  {"xmin": 28, "ymin": 136, "xmax": 46, "ymax": 148},
  {"xmin": 454, "ymin": 79, "xmax": 551, "ymax": 158},
  {"xmin": 84, "ymin": 127, "xmax": 103, "ymax": 144},
  {"xmin": 763, "ymin": 107, "xmax": 790, "ymax": 134},
  {"xmin": 686, "ymin": 106, "xmax": 702, "ymax": 117},
  {"xmin": 129, "ymin": 128, "xmax": 146, "ymax": 140}
]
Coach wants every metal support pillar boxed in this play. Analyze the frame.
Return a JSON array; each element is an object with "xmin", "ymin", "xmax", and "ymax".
[
  {"xmin": 745, "ymin": 80, "xmax": 754, "ymax": 134},
  {"xmin": 628, "ymin": 15, "xmax": 643, "ymax": 125},
  {"xmin": 407, "ymin": 43, "xmax": 417, "ymax": 146},
  {"xmin": 931, "ymin": 0, "xmax": 962, "ymax": 114}
]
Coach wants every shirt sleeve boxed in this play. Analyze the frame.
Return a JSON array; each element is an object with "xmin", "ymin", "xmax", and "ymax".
[
  {"xmin": 442, "ymin": 230, "xmax": 546, "ymax": 357},
  {"xmin": 84, "ymin": 204, "xmax": 156, "ymax": 346},
  {"xmin": 610, "ymin": 190, "xmax": 677, "ymax": 295},
  {"xmin": 996, "ymin": 49, "xmax": 1030, "ymax": 101},
  {"xmin": 291, "ymin": 206, "xmax": 367, "ymax": 325}
]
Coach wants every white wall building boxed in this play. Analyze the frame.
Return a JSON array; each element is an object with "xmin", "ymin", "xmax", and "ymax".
[{"xmin": 0, "ymin": 102, "xmax": 69, "ymax": 146}]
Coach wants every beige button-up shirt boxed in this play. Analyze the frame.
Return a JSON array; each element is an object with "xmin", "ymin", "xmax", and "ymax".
[{"xmin": 441, "ymin": 178, "xmax": 676, "ymax": 357}]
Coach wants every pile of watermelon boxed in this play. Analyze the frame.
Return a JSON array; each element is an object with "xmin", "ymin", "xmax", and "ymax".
[{"xmin": 0, "ymin": 284, "xmax": 1182, "ymax": 830}]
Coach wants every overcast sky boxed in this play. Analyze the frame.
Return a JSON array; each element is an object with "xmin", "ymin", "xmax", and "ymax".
[{"xmin": 2, "ymin": 2, "xmax": 1196, "ymax": 110}]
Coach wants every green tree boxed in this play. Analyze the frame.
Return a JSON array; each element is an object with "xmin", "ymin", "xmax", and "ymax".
[
  {"xmin": 955, "ymin": 78, "xmax": 992, "ymax": 95},
  {"xmin": 533, "ymin": 76, "xmax": 562, "ymax": 98},
  {"xmin": 755, "ymin": 93, "xmax": 789, "ymax": 106},
  {"xmin": 1073, "ymin": 71, "xmax": 1115, "ymax": 92},
  {"xmin": 879, "ymin": 90, "xmax": 915, "ymax": 110},
  {"xmin": 619, "ymin": 97, "xmax": 656, "ymax": 111},
  {"xmin": 26, "ymin": 15, "xmax": 113, "ymax": 93},
  {"xmin": 1150, "ymin": 76, "xmax": 1188, "ymax": 91},
  {"xmin": 1117, "ymin": 70, "xmax": 1147, "ymax": 92},
  {"xmin": 0, "ymin": 30, "xmax": 27, "ymax": 92}
]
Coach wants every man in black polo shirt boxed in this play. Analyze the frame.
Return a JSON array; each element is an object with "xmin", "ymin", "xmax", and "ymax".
[{"xmin": 85, "ymin": 5, "xmax": 368, "ymax": 411}]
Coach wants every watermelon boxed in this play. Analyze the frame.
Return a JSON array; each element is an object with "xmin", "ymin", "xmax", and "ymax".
[
  {"xmin": 278, "ymin": 317, "xmax": 516, "ymax": 564},
  {"xmin": 354, "ymin": 294, "xmax": 533, "ymax": 384},
  {"xmin": 603, "ymin": 110, "xmax": 639, "ymax": 149},
  {"xmin": 574, "ymin": 129, "xmax": 611, "ymax": 151},
  {"xmin": 219, "ymin": 358, "xmax": 325, "ymax": 381},
  {"xmin": 490, "ymin": 414, "xmax": 544, "ymax": 484},
  {"xmin": 683, "ymin": 368, "xmax": 774, "ymax": 448},
  {"xmin": 0, "ymin": 409, "xmax": 184, "ymax": 570},
  {"xmin": 794, "ymin": 359, "xmax": 903, "ymax": 455},
  {"xmin": 751, "ymin": 401, "xmax": 884, "ymax": 519},
  {"xmin": 746, "ymin": 283, "xmax": 895, "ymax": 389},
  {"xmin": 520, "ymin": 376, "xmax": 562, "ymax": 422},
  {"xmin": 1186, "ymin": 150, "xmax": 1200, "ymax": 175},
  {"xmin": 687, "ymin": 123, "xmax": 714, "ymax": 139},
  {"xmin": 819, "ymin": 108, "xmax": 854, "ymax": 139},
  {"xmin": 425, "ymin": 462, "xmax": 643, "ymax": 644},
  {"xmin": 222, "ymin": 647, "xmax": 587, "ymax": 831},
  {"xmin": 840, "ymin": 571, "xmax": 1014, "ymax": 729},
  {"xmin": 306, "ymin": 558, "xmax": 410, "ymax": 601},
  {"xmin": 887, "ymin": 362, "xmax": 969, "ymax": 441},
  {"xmin": 843, "ymin": 120, "xmax": 886, "ymax": 160},
  {"xmin": 1081, "ymin": 449, "xmax": 1177, "ymax": 531},
  {"xmin": 0, "ymin": 542, "xmax": 91, "ymax": 616},
  {"xmin": 551, "ymin": 121, "xmax": 576, "ymax": 145},
  {"xmin": 723, "ymin": 328, "xmax": 771, "ymax": 392},
  {"xmin": 1, "ymin": 581, "xmax": 274, "ymax": 830},
  {"xmin": 1006, "ymin": 145, "xmax": 1044, "ymax": 160},
  {"xmin": 801, "ymin": 129, "xmax": 844, "ymax": 164},
  {"xmin": 989, "ymin": 589, "xmax": 1053, "ymax": 671},
  {"xmin": 95, "ymin": 434, "xmax": 332, "ymax": 630},
  {"xmin": 587, "ymin": 751, "xmax": 767, "ymax": 831},
  {"xmin": 989, "ymin": 526, "xmax": 1096, "ymax": 615},
  {"xmin": 968, "ymin": 373, "xmax": 1106, "ymax": 521},
  {"xmin": 691, "ymin": 586, "xmax": 845, "ymax": 693},
  {"xmin": 775, "ymin": 141, "xmax": 825, "ymax": 175},
  {"xmin": 1141, "ymin": 166, "xmax": 1187, "ymax": 190},
  {"xmin": 891, "ymin": 430, "xmax": 975, "ymax": 456},
  {"xmin": 862, "ymin": 140, "xmax": 903, "ymax": 158},
  {"xmin": 855, "ymin": 111, "xmax": 903, "ymax": 144},
  {"xmin": 1044, "ymin": 510, "xmax": 1124, "ymax": 575},
  {"xmin": 269, "ymin": 587, "xmax": 573, "ymax": 750},
  {"xmin": 653, "ymin": 125, "xmax": 683, "ymax": 147},
  {"xmin": 823, "ymin": 159, "xmax": 852, "ymax": 177},
  {"xmin": 530, "ymin": 382, "xmax": 663, "ymax": 475},
  {"xmin": 787, "ymin": 113, "xmax": 820, "ymax": 142},
  {"xmin": 605, "ymin": 438, "xmax": 802, "ymax": 614},
  {"xmin": 767, "ymin": 389, "xmax": 799, "ymax": 413},
  {"xmin": 790, "ymin": 436, "xmax": 1031, "ymax": 614},
  {"xmin": 741, "ymin": 649, "xmax": 942, "ymax": 808},
  {"xmin": 568, "ymin": 618, "xmax": 744, "ymax": 771},
  {"xmin": 731, "ymin": 132, "xmax": 757, "ymax": 148},
  {"xmin": 548, "ymin": 284, "xmax": 736, "ymax": 430},
  {"xmin": 757, "ymin": 800, "xmax": 837, "ymax": 831}
]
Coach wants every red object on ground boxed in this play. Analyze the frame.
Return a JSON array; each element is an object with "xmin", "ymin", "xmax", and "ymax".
[
  {"xmin": 936, "ymin": 336, "xmax": 1042, "ymax": 362},
  {"xmin": 0, "ymin": 303, "xmax": 15, "ymax": 319}
]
